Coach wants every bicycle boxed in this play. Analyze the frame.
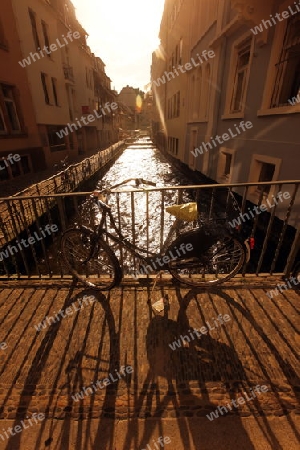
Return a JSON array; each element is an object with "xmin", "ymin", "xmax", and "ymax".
[{"xmin": 60, "ymin": 178, "xmax": 251, "ymax": 290}]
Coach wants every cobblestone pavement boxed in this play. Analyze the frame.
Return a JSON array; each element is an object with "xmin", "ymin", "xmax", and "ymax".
[{"xmin": 0, "ymin": 281, "xmax": 299, "ymax": 448}]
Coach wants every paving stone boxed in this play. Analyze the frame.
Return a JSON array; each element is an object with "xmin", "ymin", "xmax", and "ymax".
[{"xmin": 0, "ymin": 283, "xmax": 298, "ymax": 420}]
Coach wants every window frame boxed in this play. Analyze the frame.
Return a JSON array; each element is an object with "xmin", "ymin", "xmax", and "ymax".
[
  {"xmin": 222, "ymin": 33, "xmax": 254, "ymax": 119},
  {"xmin": 270, "ymin": 15, "xmax": 300, "ymax": 109},
  {"xmin": 41, "ymin": 20, "xmax": 51, "ymax": 56},
  {"xmin": 41, "ymin": 73, "xmax": 50, "ymax": 105},
  {"xmin": 258, "ymin": 0, "xmax": 300, "ymax": 115},
  {"xmin": 0, "ymin": 17, "xmax": 8, "ymax": 51},
  {"xmin": 51, "ymin": 77, "xmax": 59, "ymax": 106},
  {"xmin": 247, "ymin": 154, "xmax": 282, "ymax": 201},
  {"xmin": 0, "ymin": 84, "xmax": 22, "ymax": 135},
  {"xmin": 216, "ymin": 148, "xmax": 236, "ymax": 183},
  {"xmin": 28, "ymin": 8, "xmax": 40, "ymax": 50}
]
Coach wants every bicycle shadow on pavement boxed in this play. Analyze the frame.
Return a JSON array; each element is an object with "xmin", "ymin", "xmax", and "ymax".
[{"xmin": 121, "ymin": 287, "xmax": 257, "ymax": 450}]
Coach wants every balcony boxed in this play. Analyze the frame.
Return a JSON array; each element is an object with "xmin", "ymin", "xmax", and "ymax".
[{"xmin": 63, "ymin": 64, "xmax": 74, "ymax": 83}]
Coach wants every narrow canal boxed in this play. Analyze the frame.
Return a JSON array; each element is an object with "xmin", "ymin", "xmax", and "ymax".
[
  {"xmin": 89, "ymin": 137, "xmax": 196, "ymax": 264},
  {"xmin": 97, "ymin": 137, "xmax": 193, "ymax": 190}
]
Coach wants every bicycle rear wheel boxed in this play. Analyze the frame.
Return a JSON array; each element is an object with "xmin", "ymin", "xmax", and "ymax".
[
  {"xmin": 61, "ymin": 227, "xmax": 122, "ymax": 290},
  {"xmin": 167, "ymin": 230, "xmax": 246, "ymax": 287}
]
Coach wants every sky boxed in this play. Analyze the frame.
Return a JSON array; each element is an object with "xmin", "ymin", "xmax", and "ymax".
[{"xmin": 71, "ymin": 0, "xmax": 165, "ymax": 93}]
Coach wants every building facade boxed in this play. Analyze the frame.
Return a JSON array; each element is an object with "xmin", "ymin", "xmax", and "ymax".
[
  {"xmin": 0, "ymin": 0, "xmax": 45, "ymax": 183},
  {"xmin": 1, "ymin": 0, "xmax": 118, "ymax": 176},
  {"xmin": 152, "ymin": 0, "xmax": 300, "ymax": 205}
]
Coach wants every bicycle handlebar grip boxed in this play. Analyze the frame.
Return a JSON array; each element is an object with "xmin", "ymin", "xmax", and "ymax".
[{"xmin": 136, "ymin": 178, "xmax": 156, "ymax": 187}]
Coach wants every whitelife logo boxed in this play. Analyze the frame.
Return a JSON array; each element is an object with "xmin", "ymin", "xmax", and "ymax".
[
  {"xmin": 169, "ymin": 314, "xmax": 231, "ymax": 351},
  {"xmin": 0, "ymin": 413, "xmax": 45, "ymax": 442},
  {"xmin": 288, "ymin": 92, "xmax": 300, "ymax": 106},
  {"xmin": 206, "ymin": 385, "xmax": 268, "ymax": 421},
  {"xmin": 191, "ymin": 121, "xmax": 253, "ymax": 158},
  {"xmin": 152, "ymin": 50, "xmax": 215, "ymax": 88},
  {"xmin": 130, "ymin": 243, "xmax": 193, "ymax": 279},
  {"xmin": 18, "ymin": 31, "xmax": 81, "ymax": 68},
  {"xmin": 0, "ymin": 153, "xmax": 21, "ymax": 172},
  {"xmin": 56, "ymin": 101, "xmax": 118, "ymax": 139},
  {"xmin": 251, "ymin": 2, "xmax": 300, "ymax": 35},
  {"xmin": 228, "ymin": 191, "xmax": 291, "ymax": 228},
  {"xmin": 0, "ymin": 224, "xmax": 58, "ymax": 262},
  {"xmin": 72, "ymin": 365, "xmax": 133, "ymax": 401}
]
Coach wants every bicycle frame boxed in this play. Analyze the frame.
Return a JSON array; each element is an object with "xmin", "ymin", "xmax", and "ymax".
[{"xmin": 92, "ymin": 198, "xmax": 163, "ymax": 266}]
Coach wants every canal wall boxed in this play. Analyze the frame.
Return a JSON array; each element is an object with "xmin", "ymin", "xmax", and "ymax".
[{"xmin": 0, "ymin": 141, "xmax": 125, "ymax": 246}]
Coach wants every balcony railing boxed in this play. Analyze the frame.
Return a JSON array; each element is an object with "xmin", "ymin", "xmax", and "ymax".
[{"xmin": 0, "ymin": 180, "xmax": 299, "ymax": 281}]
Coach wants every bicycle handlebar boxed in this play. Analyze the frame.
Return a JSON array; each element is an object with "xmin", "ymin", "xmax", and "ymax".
[
  {"xmin": 92, "ymin": 178, "xmax": 156, "ymax": 197},
  {"xmin": 109, "ymin": 178, "xmax": 156, "ymax": 190},
  {"xmin": 91, "ymin": 178, "xmax": 156, "ymax": 206}
]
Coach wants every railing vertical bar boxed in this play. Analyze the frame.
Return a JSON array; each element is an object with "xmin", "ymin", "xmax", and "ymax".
[
  {"xmin": 17, "ymin": 199, "xmax": 41, "ymax": 277},
  {"xmin": 73, "ymin": 196, "xmax": 81, "ymax": 227},
  {"xmin": 30, "ymin": 198, "xmax": 52, "ymax": 277},
  {"xmin": 0, "ymin": 214, "xmax": 18, "ymax": 277},
  {"xmin": 284, "ymin": 225, "xmax": 300, "ymax": 276},
  {"xmin": 208, "ymin": 187, "xmax": 216, "ymax": 221},
  {"xmin": 256, "ymin": 184, "xmax": 283, "ymax": 274},
  {"xmin": 249, "ymin": 186, "xmax": 266, "ymax": 239},
  {"xmin": 57, "ymin": 196, "xmax": 67, "ymax": 232},
  {"xmin": 5, "ymin": 200, "xmax": 28, "ymax": 277},
  {"xmin": 271, "ymin": 183, "xmax": 299, "ymax": 274},
  {"xmin": 131, "ymin": 191, "xmax": 136, "ymax": 272},
  {"xmin": 160, "ymin": 190, "xmax": 165, "ymax": 252},
  {"xmin": 177, "ymin": 188, "xmax": 183, "ymax": 237},
  {"xmin": 116, "ymin": 192, "xmax": 124, "ymax": 268},
  {"xmin": 146, "ymin": 190, "xmax": 150, "ymax": 254}
]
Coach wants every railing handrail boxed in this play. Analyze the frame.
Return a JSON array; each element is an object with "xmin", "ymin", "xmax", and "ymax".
[{"xmin": 1, "ymin": 179, "xmax": 300, "ymax": 201}]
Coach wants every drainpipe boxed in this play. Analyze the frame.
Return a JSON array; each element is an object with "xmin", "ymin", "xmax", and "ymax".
[{"xmin": 206, "ymin": 0, "xmax": 231, "ymax": 179}]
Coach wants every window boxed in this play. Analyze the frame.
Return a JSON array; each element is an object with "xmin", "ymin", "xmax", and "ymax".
[
  {"xmin": 189, "ymin": 129, "xmax": 198, "ymax": 170},
  {"xmin": 29, "ymin": 9, "xmax": 40, "ymax": 50},
  {"xmin": 203, "ymin": 64, "xmax": 211, "ymax": 118},
  {"xmin": 51, "ymin": 78, "xmax": 59, "ymax": 106},
  {"xmin": 257, "ymin": 162, "xmax": 276, "ymax": 195},
  {"xmin": 0, "ymin": 165, "xmax": 9, "ymax": 181},
  {"xmin": 271, "ymin": 15, "xmax": 300, "ymax": 108},
  {"xmin": 230, "ymin": 38, "xmax": 252, "ymax": 113},
  {"xmin": 176, "ymin": 91, "xmax": 180, "ymax": 117},
  {"xmin": 217, "ymin": 149, "xmax": 235, "ymax": 183},
  {"xmin": 41, "ymin": 73, "xmax": 50, "ymax": 104},
  {"xmin": 248, "ymin": 155, "xmax": 281, "ymax": 201},
  {"xmin": 224, "ymin": 153, "xmax": 232, "ymax": 177},
  {"xmin": 0, "ymin": 107, "xmax": 6, "ymax": 133},
  {"xmin": 179, "ymin": 38, "xmax": 183, "ymax": 65},
  {"xmin": 47, "ymin": 125, "xmax": 66, "ymax": 151},
  {"xmin": 41, "ymin": 21, "xmax": 50, "ymax": 55},
  {"xmin": 86, "ymin": 68, "xmax": 89, "ymax": 87},
  {"xmin": 20, "ymin": 156, "xmax": 31, "ymax": 174},
  {"xmin": 175, "ymin": 45, "xmax": 179, "ymax": 65},
  {"xmin": 1, "ymin": 84, "xmax": 21, "ymax": 133},
  {"xmin": 0, "ymin": 17, "xmax": 8, "ymax": 50},
  {"xmin": 11, "ymin": 160, "xmax": 21, "ymax": 178},
  {"xmin": 191, "ymin": 68, "xmax": 202, "ymax": 120},
  {"xmin": 173, "ymin": 94, "xmax": 176, "ymax": 117}
]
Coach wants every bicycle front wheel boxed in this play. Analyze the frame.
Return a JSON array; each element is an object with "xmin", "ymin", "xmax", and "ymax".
[
  {"xmin": 61, "ymin": 227, "xmax": 122, "ymax": 290},
  {"xmin": 167, "ymin": 231, "xmax": 246, "ymax": 287}
]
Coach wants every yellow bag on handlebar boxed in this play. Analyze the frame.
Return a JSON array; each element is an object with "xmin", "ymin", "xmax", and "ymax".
[{"xmin": 166, "ymin": 202, "xmax": 198, "ymax": 222}]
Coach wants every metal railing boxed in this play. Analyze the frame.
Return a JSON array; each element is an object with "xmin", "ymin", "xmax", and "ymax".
[{"xmin": 0, "ymin": 180, "xmax": 299, "ymax": 281}]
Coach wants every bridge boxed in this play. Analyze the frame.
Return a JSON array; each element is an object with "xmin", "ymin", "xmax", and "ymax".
[{"xmin": 0, "ymin": 176, "xmax": 299, "ymax": 449}]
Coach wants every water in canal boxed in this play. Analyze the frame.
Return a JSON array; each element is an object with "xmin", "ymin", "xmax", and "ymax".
[
  {"xmin": 90, "ymin": 137, "xmax": 195, "ymax": 265},
  {"xmin": 97, "ymin": 137, "xmax": 192, "ymax": 189}
]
